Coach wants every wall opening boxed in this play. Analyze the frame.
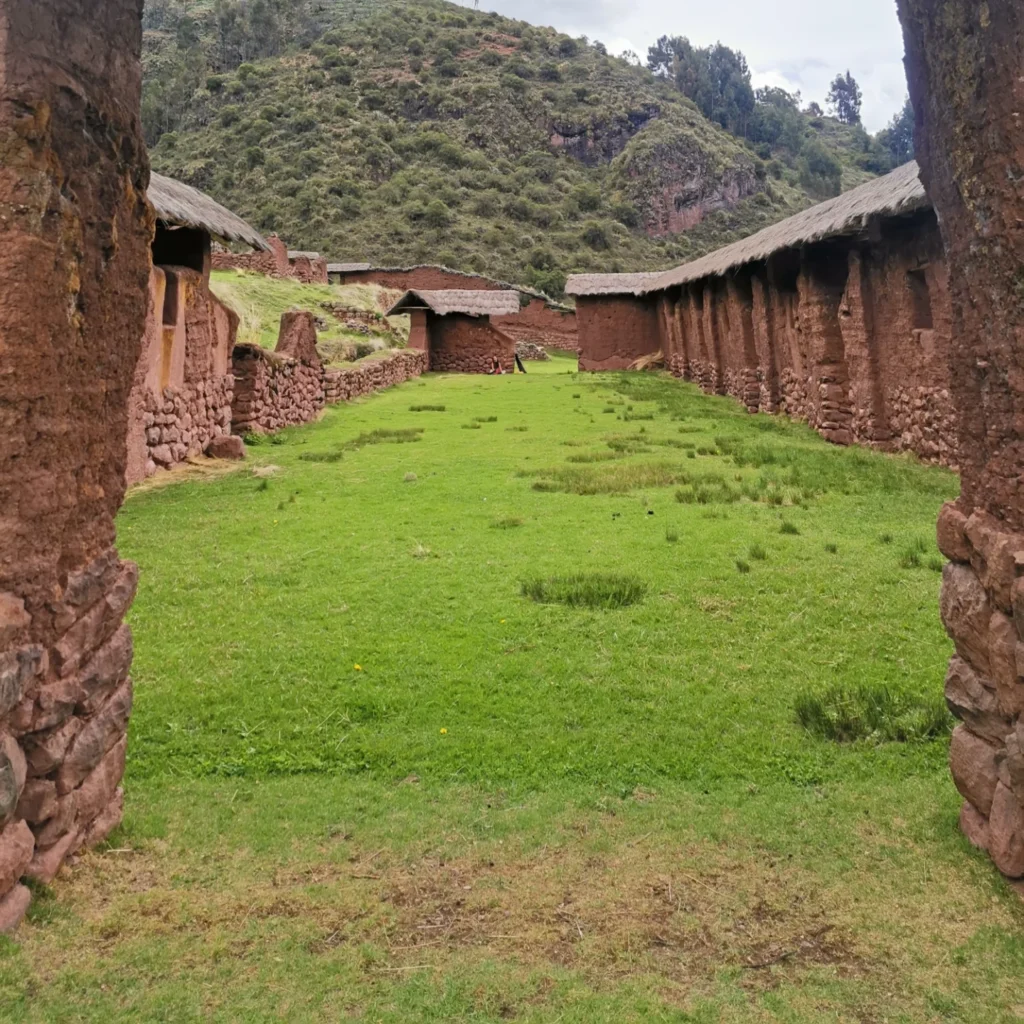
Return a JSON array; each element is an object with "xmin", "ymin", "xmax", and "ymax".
[
  {"xmin": 152, "ymin": 223, "xmax": 207, "ymax": 274},
  {"xmin": 907, "ymin": 268, "xmax": 934, "ymax": 329},
  {"xmin": 161, "ymin": 269, "xmax": 178, "ymax": 326}
]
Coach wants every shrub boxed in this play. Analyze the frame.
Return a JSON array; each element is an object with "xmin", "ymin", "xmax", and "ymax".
[
  {"xmin": 795, "ymin": 682, "xmax": 951, "ymax": 743},
  {"xmin": 581, "ymin": 221, "xmax": 610, "ymax": 250},
  {"xmin": 521, "ymin": 573, "xmax": 646, "ymax": 609}
]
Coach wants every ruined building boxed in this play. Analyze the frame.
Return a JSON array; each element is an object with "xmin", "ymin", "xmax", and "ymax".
[
  {"xmin": 568, "ymin": 161, "xmax": 956, "ymax": 466},
  {"xmin": 332, "ymin": 264, "xmax": 578, "ymax": 354},
  {"xmin": 387, "ymin": 290, "xmax": 520, "ymax": 372},
  {"xmin": 127, "ymin": 174, "xmax": 268, "ymax": 485}
]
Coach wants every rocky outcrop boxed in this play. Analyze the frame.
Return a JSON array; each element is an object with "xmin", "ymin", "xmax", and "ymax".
[{"xmin": 549, "ymin": 106, "xmax": 659, "ymax": 166}]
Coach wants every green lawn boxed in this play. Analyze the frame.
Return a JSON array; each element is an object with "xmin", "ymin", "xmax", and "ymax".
[{"xmin": 4, "ymin": 353, "xmax": 1023, "ymax": 1022}]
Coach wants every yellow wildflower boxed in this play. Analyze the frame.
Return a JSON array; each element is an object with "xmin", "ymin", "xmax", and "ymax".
[{"xmin": 440, "ymin": 727, "xmax": 448, "ymax": 735}]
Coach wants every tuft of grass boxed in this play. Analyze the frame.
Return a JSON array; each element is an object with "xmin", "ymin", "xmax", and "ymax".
[
  {"xmin": 824, "ymin": 542, "xmax": 838, "ymax": 554},
  {"xmin": 463, "ymin": 422, "xmax": 482, "ymax": 430},
  {"xmin": 528, "ymin": 461, "xmax": 695, "ymax": 496},
  {"xmin": 506, "ymin": 425, "xmax": 529, "ymax": 432},
  {"xmin": 492, "ymin": 517, "xmax": 524, "ymax": 529},
  {"xmin": 748, "ymin": 543, "xmax": 768, "ymax": 561},
  {"xmin": 899, "ymin": 537, "xmax": 930, "ymax": 569},
  {"xmin": 298, "ymin": 449, "xmax": 343, "ymax": 463},
  {"xmin": 345, "ymin": 428, "xmax": 423, "ymax": 449},
  {"xmin": 879, "ymin": 532, "xmax": 894, "ymax": 544},
  {"xmin": 795, "ymin": 682, "xmax": 952, "ymax": 744},
  {"xmin": 602, "ymin": 406, "xmax": 616, "ymax": 414},
  {"xmin": 410, "ymin": 404, "xmax": 446, "ymax": 412},
  {"xmin": 404, "ymin": 472, "xmax": 417, "ymax": 483},
  {"xmin": 472, "ymin": 416, "xmax": 498, "ymax": 423},
  {"xmin": 735, "ymin": 559, "xmax": 751, "ymax": 574},
  {"xmin": 572, "ymin": 393, "xmax": 581, "ymax": 399},
  {"xmin": 928, "ymin": 555, "xmax": 945, "ymax": 572},
  {"xmin": 780, "ymin": 521, "xmax": 800, "ymax": 535},
  {"xmin": 566, "ymin": 451, "xmax": 620, "ymax": 464},
  {"xmin": 521, "ymin": 573, "xmax": 646, "ymax": 609}
]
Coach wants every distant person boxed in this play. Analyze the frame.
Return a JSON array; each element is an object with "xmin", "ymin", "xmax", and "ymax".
[{"xmin": 490, "ymin": 356, "xmax": 503, "ymax": 375}]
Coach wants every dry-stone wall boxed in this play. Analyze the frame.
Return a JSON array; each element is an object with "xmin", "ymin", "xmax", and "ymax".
[
  {"xmin": 141, "ymin": 378, "xmax": 234, "ymax": 474},
  {"xmin": 516, "ymin": 341, "xmax": 549, "ymax": 361},
  {"xmin": 323, "ymin": 350, "xmax": 427, "ymax": 404}
]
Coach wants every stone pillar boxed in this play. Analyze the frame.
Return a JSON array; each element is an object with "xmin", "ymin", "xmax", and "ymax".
[
  {"xmin": 750, "ymin": 270, "xmax": 781, "ymax": 414},
  {"xmin": 0, "ymin": 0, "xmax": 150, "ymax": 930},
  {"xmin": 897, "ymin": 0, "xmax": 1024, "ymax": 874},
  {"xmin": 725, "ymin": 276, "xmax": 761, "ymax": 413}
]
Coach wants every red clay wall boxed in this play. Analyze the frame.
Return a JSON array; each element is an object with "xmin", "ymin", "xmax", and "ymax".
[
  {"xmin": 493, "ymin": 298, "xmax": 578, "ymax": 353},
  {"xmin": 576, "ymin": 295, "xmax": 662, "ymax": 371},
  {"xmin": 428, "ymin": 315, "xmax": 516, "ymax": 374},
  {"xmin": 334, "ymin": 268, "xmax": 578, "ymax": 352},
  {"xmin": 288, "ymin": 255, "xmax": 328, "ymax": 285},
  {"xmin": 127, "ymin": 266, "xmax": 238, "ymax": 484},
  {"xmin": 0, "ymin": 0, "xmax": 150, "ymax": 932},
  {"xmin": 659, "ymin": 214, "xmax": 956, "ymax": 466}
]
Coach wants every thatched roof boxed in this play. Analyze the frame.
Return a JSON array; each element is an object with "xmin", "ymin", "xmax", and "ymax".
[
  {"xmin": 288, "ymin": 250, "xmax": 322, "ymax": 261},
  {"xmin": 566, "ymin": 161, "xmax": 928, "ymax": 297},
  {"xmin": 149, "ymin": 172, "xmax": 268, "ymax": 250},
  {"xmin": 564, "ymin": 272, "xmax": 662, "ymax": 297},
  {"xmin": 386, "ymin": 289, "xmax": 522, "ymax": 317},
  {"xmin": 327, "ymin": 262, "xmax": 371, "ymax": 273}
]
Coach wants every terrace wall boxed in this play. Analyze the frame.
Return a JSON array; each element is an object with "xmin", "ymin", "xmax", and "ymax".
[
  {"xmin": 0, "ymin": 0, "xmax": 150, "ymax": 931},
  {"xmin": 331, "ymin": 267, "xmax": 578, "ymax": 352},
  {"xmin": 428, "ymin": 315, "xmax": 516, "ymax": 374},
  {"xmin": 650, "ymin": 212, "xmax": 957, "ymax": 466},
  {"xmin": 576, "ymin": 295, "xmax": 662, "ymax": 371},
  {"xmin": 323, "ymin": 350, "xmax": 427, "ymax": 403}
]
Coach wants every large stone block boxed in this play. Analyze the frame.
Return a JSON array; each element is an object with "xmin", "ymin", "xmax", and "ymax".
[
  {"xmin": 77, "ymin": 624, "xmax": 133, "ymax": 717},
  {"xmin": 56, "ymin": 678, "xmax": 132, "ymax": 795},
  {"xmin": 16, "ymin": 779, "xmax": 57, "ymax": 824},
  {"xmin": 949, "ymin": 723, "xmax": 1000, "ymax": 816},
  {"xmin": 0, "ymin": 593, "xmax": 30, "ymax": 648},
  {"xmin": 940, "ymin": 563, "xmax": 993, "ymax": 674},
  {"xmin": 0, "ymin": 646, "xmax": 44, "ymax": 718},
  {"xmin": 937, "ymin": 503, "xmax": 972, "ymax": 563},
  {"xmin": 0, "ymin": 885, "xmax": 32, "ymax": 935},
  {"xmin": 0, "ymin": 735, "xmax": 27, "ymax": 826},
  {"xmin": 23, "ymin": 717, "xmax": 82, "ymax": 776},
  {"xmin": 944, "ymin": 656, "xmax": 1009, "ymax": 744},
  {"xmin": 988, "ymin": 782, "xmax": 1024, "ymax": 878},
  {"xmin": 25, "ymin": 828, "xmax": 78, "ymax": 885},
  {"xmin": 964, "ymin": 510, "xmax": 1024, "ymax": 613},
  {"xmin": 75, "ymin": 735, "xmax": 127, "ymax": 830},
  {"xmin": 960, "ymin": 801, "xmax": 990, "ymax": 851},
  {"xmin": 0, "ymin": 820, "xmax": 35, "ymax": 894}
]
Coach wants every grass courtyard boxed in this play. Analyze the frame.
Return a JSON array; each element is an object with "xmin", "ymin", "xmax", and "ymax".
[{"xmin": 3, "ymin": 353, "xmax": 1023, "ymax": 1021}]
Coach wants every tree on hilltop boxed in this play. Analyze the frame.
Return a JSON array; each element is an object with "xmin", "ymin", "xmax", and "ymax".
[{"xmin": 827, "ymin": 71, "xmax": 862, "ymax": 125}]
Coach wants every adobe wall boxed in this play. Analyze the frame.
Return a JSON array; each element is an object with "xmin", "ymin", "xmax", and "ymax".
[
  {"xmin": 289, "ymin": 254, "xmax": 329, "ymax": 286},
  {"xmin": 0, "ymin": 0, "xmax": 150, "ymax": 931},
  {"xmin": 126, "ymin": 266, "xmax": 238, "ymax": 485},
  {"xmin": 429, "ymin": 315, "xmax": 516, "ymax": 374},
  {"xmin": 334, "ymin": 268, "xmax": 578, "ymax": 352},
  {"xmin": 323, "ymin": 350, "xmax": 427, "ymax": 403},
  {"xmin": 576, "ymin": 295, "xmax": 662, "ymax": 371},
  {"xmin": 658, "ymin": 214, "xmax": 957, "ymax": 467},
  {"xmin": 211, "ymin": 235, "xmax": 289, "ymax": 277},
  {"xmin": 897, "ymin": 0, "xmax": 1024, "ymax": 880},
  {"xmin": 493, "ymin": 298, "xmax": 578, "ymax": 353}
]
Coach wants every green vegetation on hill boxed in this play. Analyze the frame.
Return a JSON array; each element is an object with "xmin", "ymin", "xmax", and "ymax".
[{"xmin": 144, "ymin": 0, "xmax": 900, "ymax": 295}]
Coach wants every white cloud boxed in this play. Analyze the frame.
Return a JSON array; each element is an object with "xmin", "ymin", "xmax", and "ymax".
[{"xmin": 456, "ymin": 0, "xmax": 908, "ymax": 131}]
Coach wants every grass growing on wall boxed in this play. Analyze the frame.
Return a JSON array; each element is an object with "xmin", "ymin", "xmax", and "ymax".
[
  {"xmin": 6, "ymin": 355, "xmax": 1022, "ymax": 1023},
  {"xmin": 210, "ymin": 268, "xmax": 409, "ymax": 358}
]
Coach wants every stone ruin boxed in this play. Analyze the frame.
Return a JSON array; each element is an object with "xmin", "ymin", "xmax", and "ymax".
[
  {"xmin": 1, "ymin": 0, "xmax": 1022, "ymax": 937},
  {"xmin": 516, "ymin": 341, "xmax": 550, "ymax": 361}
]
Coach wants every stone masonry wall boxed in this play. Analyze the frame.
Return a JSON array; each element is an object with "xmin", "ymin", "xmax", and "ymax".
[
  {"xmin": 211, "ymin": 235, "xmax": 289, "ymax": 277},
  {"xmin": 323, "ymin": 350, "xmax": 427, "ymax": 404},
  {"xmin": 0, "ymin": 0, "xmax": 151, "ymax": 932},
  {"xmin": 429, "ymin": 315, "xmax": 516, "ymax": 374}
]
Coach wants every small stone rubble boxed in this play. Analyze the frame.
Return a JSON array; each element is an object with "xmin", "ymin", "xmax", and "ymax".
[{"xmin": 515, "ymin": 341, "xmax": 549, "ymax": 361}]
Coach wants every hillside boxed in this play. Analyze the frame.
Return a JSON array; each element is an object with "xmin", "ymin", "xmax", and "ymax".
[{"xmin": 144, "ymin": 0, "xmax": 890, "ymax": 295}]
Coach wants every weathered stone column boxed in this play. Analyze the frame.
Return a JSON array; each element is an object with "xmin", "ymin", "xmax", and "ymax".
[
  {"xmin": 0, "ymin": 1, "xmax": 150, "ymax": 928},
  {"xmin": 896, "ymin": 0, "xmax": 1024, "ymax": 874}
]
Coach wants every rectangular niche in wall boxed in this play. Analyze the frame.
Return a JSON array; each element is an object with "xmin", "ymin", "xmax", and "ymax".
[{"xmin": 907, "ymin": 267, "xmax": 934, "ymax": 330}]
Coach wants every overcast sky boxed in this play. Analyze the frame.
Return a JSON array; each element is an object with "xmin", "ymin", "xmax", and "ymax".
[{"xmin": 456, "ymin": 0, "xmax": 908, "ymax": 132}]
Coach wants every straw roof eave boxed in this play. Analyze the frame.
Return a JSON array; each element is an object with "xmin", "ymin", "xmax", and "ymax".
[
  {"xmin": 566, "ymin": 161, "xmax": 929, "ymax": 298},
  {"xmin": 148, "ymin": 172, "xmax": 268, "ymax": 251},
  {"xmin": 385, "ymin": 289, "xmax": 523, "ymax": 317}
]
